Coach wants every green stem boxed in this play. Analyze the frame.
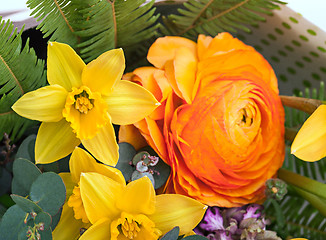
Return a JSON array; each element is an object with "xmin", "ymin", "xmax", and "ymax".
[
  {"xmin": 292, "ymin": 186, "xmax": 326, "ymax": 217},
  {"xmin": 278, "ymin": 168, "xmax": 326, "ymax": 200}
]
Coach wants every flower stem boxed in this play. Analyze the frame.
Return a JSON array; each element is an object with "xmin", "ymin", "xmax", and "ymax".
[
  {"xmin": 280, "ymin": 95, "xmax": 323, "ymax": 114},
  {"xmin": 278, "ymin": 168, "xmax": 326, "ymax": 200},
  {"xmin": 292, "ymin": 186, "xmax": 326, "ymax": 217}
]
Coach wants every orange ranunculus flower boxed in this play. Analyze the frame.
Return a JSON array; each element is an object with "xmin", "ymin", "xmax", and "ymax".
[{"xmin": 120, "ymin": 33, "xmax": 285, "ymax": 207}]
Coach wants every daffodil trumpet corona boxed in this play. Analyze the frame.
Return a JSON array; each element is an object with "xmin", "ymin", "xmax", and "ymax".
[{"xmin": 12, "ymin": 42, "xmax": 159, "ymax": 165}]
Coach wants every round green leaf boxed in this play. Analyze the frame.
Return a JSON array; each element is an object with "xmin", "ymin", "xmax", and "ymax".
[
  {"xmin": 183, "ymin": 235, "xmax": 208, "ymax": 240},
  {"xmin": 139, "ymin": 146, "xmax": 171, "ymax": 189},
  {"xmin": 151, "ymin": 157, "xmax": 171, "ymax": 189},
  {"xmin": 50, "ymin": 207, "xmax": 62, "ymax": 231},
  {"xmin": 0, "ymin": 167, "xmax": 12, "ymax": 195},
  {"xmin": 15, "ymin": 134, "xmax": 36, "ymax": 162},
  {"xmin": 30, "ymin": 172, "xmax": 66, "ymax": 216},
  {"xmin": 18, "ymin": 226, "xmax": 30, "ymax": 240},
  {"xmin": 39, "ymin": 228, "xmax": 53, "ymax": 240},
  {"xmin": 116, "ymin": 142, "xmax": 136, "ymax": 181},
  {"xmin": 160, "ymin": 226, "xmax": 180, "ymax": 240},
  {"xmin": 12, "ymin": 158, "xmax": 42, "ymax": 197},
  {"xmin": 10, "ymin": 194, "xmax": 42, "ymax": 214},
  {"xmin": 35, "ymin": 211, "xmax": 52, "ymax": 231},
  {"xmin": 132, "ymin": 151, "xmax": 150, "ymax": 165},
  {"xmin": 0, "ymin": 205, "xmax": 27, "ymax": 240}
]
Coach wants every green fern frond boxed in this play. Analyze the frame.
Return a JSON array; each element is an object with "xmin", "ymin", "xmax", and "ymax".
[
  {"xmin": 26, "ymin": 0, "xmax": 79, "ymax": 48},
  {"xmin": 71, "ymin": 0, "xmax": 161, "ymax": 62},
  {"xmin": 0, "ymin": 18, "xmax": 46, "ymax": 141},
  {"xmin": 163, "ymin": 0, "xmax": 285, "ymax": 39},
  {"xmin": 265, "ymin": 193, "xmax": 326, "ymax": 239}
]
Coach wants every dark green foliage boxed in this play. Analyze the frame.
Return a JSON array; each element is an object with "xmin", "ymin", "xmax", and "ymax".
[
  {"xmin": 160, "ymin": 226, "xmax": 180, "ymax": 240},
  {"xmin": 69, "ymin": 0, "xmax": 161, "ymax": 62},
  {"xmin": 0, "ymin": 160, "xmax": 65, "ymax": 240},
  {"xmin": 0, "ymin": 18, "xmax": 46, "ymax": 141},
  {"xmin": 163, "ymin": 0, "xmax": 285, "ymax": 40},
  {"xmin": 27, "ymin": 0, "xmax": 79, "ymax": 48}
]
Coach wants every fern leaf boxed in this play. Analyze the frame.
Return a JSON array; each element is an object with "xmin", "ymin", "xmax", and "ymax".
[
  {"xmin": 164, "ymin": 0, "xmax": 285, "ymax": 40},
  {"xmin": 71, "ymin": 0, "xmax": 161, "ymax": 62},
  {"xmin": 0, "ymin": 18, "xmax": 46, "ymax": 141},
  {"xmin": 26, "ymin": 0, "xmax": 79, "ymax": 48},
  {"xmin": 265, "ymin": 191, "xmax": 326, "ymax": 239}
]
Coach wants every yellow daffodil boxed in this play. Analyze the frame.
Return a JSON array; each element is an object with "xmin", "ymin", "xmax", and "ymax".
[
  {"xmin": 77, "ymin": 172, "xmax": 207, "ymax": 239},
  {"xmin": 291, "ymin": 105, "xmax": 326, "ymax": 162},
  {"xmin": 12, "ymin": 42, "xmax": 159, "ymax": 165},
  {"xmin": 53, "ymin": 147, "xmax": 125, "ymax": 239}
]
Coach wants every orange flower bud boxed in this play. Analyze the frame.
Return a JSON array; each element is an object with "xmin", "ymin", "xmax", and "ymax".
[{"xmin": 120, "ymin": 33, "xmax": 285, "ymax": 207}]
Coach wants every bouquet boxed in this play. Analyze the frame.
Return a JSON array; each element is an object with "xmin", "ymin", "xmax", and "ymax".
[{"xmin": 0, "ymin": 0, "xmax": 325, "ymax": 239}]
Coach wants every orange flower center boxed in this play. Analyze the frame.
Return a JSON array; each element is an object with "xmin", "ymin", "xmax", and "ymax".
[{"xmin": 62, "ymin": 86, "xmax": 109, "ymax": 139}]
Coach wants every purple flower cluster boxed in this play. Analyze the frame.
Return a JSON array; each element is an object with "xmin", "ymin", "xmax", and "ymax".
[{"xmin": 194, "ymin": 204, "xmax": 281, "ymax": 240}]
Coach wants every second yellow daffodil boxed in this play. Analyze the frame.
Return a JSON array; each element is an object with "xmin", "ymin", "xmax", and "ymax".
[
  {"xmin": 12, "ymin": 42, "xmax": 159, "ymax": 165},
  {"xmin": 78, "ymin": 172, "xmax": 207, "ymax": 239},
  {"xmin": 52, "ymin": 147, "xmax": 125, "ymax": 239}
]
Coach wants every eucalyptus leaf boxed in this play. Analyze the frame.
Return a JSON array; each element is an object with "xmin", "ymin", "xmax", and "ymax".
[
  {"xmin": 18, "ymin": 225, "xmax": 30, "ymax": 240},
  {"xmin": 35, "ymin": 211, "xmax": 52, "ymax": 231},
  {"xmin": 30, "ymin": 172, "xmax": 66, "ymax": 216},
  {"xmin": 132, "ymin": 151, "xmax": 150, "ymax": 165},
  {"xmin": 116, "ymin": 142, "xmax": 136, "ymax": 181},
  {"xmin": 131, "ymin": 171, "xmax": 155, "ymax": 187},
  {"xmin": 11, "ymin": 158, "xmax": 42, "ymax": 197},
  {"xmin": 138, "ymin": 146, "xmax": 171, "ymax": 189},
  {"xmin": 183, "ymin": 235, "xmax": 209, "ymax": 240},
  {"xmin": 160, "ymin": 226, "xmax": 180, "ymax": 240},
  {"xmin": 10, "ymin": 194, "xmax": 42, "ymax": 214},
  {"xmin": 0, "ymin": 167, "xmax": 12, "ymax": 195},
  {"xmin": 39, "ymin": 228, "xmax": 53, "ymax": 240},
  {"xmin": 0, "ymin": 205, "xmax": 27, "ymax": 240},
  {"xmin": 15, "ymin": 134, "xmax": 36, "ymax": 162},
  {"xmin": 50, "ymin": 207, "xmax": 62, "ymax": 231}
]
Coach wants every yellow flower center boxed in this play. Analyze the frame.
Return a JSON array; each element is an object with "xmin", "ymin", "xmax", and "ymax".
[
  {"xmin": 121, "ymin": 217, "xmax": 141, "ymax": 239},
  {"xmin": 74, "ymin": 93, "xmax": 94, "ymax": 114},
  {"xmin": 68, "ymin": 184, "xmax": 89, "ymax": 223},
  {"xmin": 111, "ymin": 212, "xmax": 161, "ymax": 240},
  {"xmin": 62, "ymin": 86, "xmax": 109, "ymax": 139}
]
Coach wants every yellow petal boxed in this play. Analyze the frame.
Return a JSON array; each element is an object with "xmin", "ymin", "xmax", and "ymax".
[
  {"xmin": 291, "ymin": 105, "xmax": 326, "ymax": 161},
  {"xmin": 82, "ymin": 49, "xmax": 125, "ymax": 96},
  {"xmin": 81, "ymin": 121, "xmax": 119, "ymax": 166},
  {"xmin": 79, "ymin": 218, "xmax": 111, "ymax": 240},
  {"xmin": 80, "ymin": 172, "xmax": 123, "ymax": 223},
  {"xmin": 35, "ymin": 120, "xmax": 81, "ymax": 164},
  {"xmin": 105, "ymin": 80, "xmax": 160, "ymax": 125},
  {"xmin": 47, "ymin": 42, "xmax": 85, "ymax": 91},
  {"xmin": 174, "ymin": 47, "xmax": 197, "ymax": 103},
  {"xmin": 12, "ymin": 85, "xmax": 67, "ymax": 122},
  {"xmin": 70, "ymin": 147, "xmax": 125, "ymax": 185},
  {"xmin": 58, "ymin": 172, "xmax": 76, "ymax": 200},
  {"xmin": 116, "ymin": 176, "xmax": 156, "ymax": 215},
  {"xmin": 52, "ymin": 202, "xmax": 90, "ymax": 240},
  {"xmin": 149, "ymin": 194, "xmax": 207, "ymax": 235}
]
